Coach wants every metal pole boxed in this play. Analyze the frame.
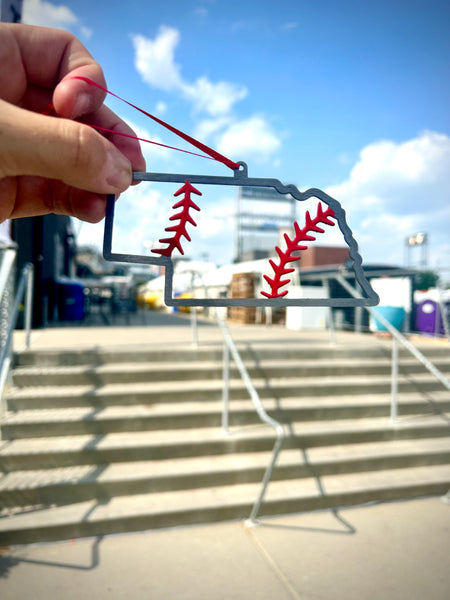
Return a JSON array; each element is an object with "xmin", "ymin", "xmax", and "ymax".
[
  {"xmin": 189, "ymin": 272, "xmax": 198, "ymax": 348},
  {"xmin": 25, "ymin": 265, "xmax": 34, "ymax": 349},
  {"xmin": 391, "ymin": 337, "xmax": 399, "ymax": 424},
  {"xmin": 324, "ymin": 278, "xmax": 336, "ymax": 346},
  {"xmin": 221, "ymin": 343, "xmax": 230, "ymax": 433},
  {"xmin": 436, "ymin": 285, "xmax": 450, "ymax": 342},
  {"xmin": 354, "ymin": 281, "xmax": 363, "ymax": 333},
  {"xmin": 247, "ymin": 434, "xmax": 284, "ymax": 525},
  {"xmin": 190, "ymin": 307, "xmax": 198, "ymax": 348}
]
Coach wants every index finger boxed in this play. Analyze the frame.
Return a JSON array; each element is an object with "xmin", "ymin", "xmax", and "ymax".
[{"xmin": 3, "ymin": 23, "xmax": 106, "ymax": 117}]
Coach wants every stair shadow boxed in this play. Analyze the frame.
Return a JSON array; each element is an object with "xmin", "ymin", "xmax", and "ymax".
[
  {"xmin": 0, "ymin": 497, "xmax": 110, "ymax": 578},
  {"xmin": 0, "ymin": 535, "xmax": 103, "ymax": 577},
  {"xmin": 255, "ymin": 506, "xmax": 356, "ymax": 536},
  {"xmin": 396, "ymin": 377, "xmax": 450, "ymax": 425}
]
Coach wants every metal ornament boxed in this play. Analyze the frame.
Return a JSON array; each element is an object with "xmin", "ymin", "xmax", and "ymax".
[{"xmin": 103, "ymin": 162, "xmax": 379, "ymax": 308}]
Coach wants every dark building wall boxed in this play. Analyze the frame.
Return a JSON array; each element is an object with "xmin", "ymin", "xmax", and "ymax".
[{"xmin": 12, "ymin": 215, "xmax": 76, "ymax": 327}]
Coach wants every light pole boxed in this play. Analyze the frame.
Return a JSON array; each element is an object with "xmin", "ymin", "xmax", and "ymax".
[{"xmin": 405, "ymin": 232, "xmax": 428, "ymax": 268}]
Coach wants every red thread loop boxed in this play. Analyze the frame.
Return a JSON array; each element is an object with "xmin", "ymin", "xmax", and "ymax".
[{"xmin": 70, "ymin": 76, "xmax": 240, "ymax": 171}]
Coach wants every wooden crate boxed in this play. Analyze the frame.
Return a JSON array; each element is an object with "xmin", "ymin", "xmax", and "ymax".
[
  {"xmin": 229, "ymin": 273, "xmax": 255, "ymax": 299},
  {"xmin": 228, "ymin": 306, "xmax": 256, "ymax": 324}
]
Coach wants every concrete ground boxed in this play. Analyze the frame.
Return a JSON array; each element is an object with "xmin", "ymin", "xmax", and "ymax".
[
  {"xmin": 12, "ymin": 309, "xmax": 397, "ymax": 353},
  {"xmin": 0, "ymin": 497, "xmax": 449, "ymax": 599},
  {"xmin": 13, "ymin": 308, "xmax": 449, "ymax": 353}
]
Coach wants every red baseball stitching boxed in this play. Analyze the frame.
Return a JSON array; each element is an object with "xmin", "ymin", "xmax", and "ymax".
[
  {"xmin": 261, "ymin": 203, "xmax": 336, "ymax": 298},
  {"xmin": 152, "ymin": 181, "xmax": 201, "ymax": 257}
]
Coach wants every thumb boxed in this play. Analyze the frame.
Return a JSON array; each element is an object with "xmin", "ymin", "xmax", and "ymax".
[{"xmin": 0, "ymin": 100, "xmax": 132, "ymax": 194}]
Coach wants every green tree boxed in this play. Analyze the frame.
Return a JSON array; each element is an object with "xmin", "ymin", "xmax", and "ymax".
[{"xmin": 414, "ymin": 270, "xmax": 440, "ymax": 291}]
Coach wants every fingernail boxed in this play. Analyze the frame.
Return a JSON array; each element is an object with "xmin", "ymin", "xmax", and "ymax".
[
  {"xmin": 71, "ymin": 92, "xmax": 91, "ymax": 118},
  {"xmin": 105, "ymin": 149, "xmax": 131, "ymax": 191}
]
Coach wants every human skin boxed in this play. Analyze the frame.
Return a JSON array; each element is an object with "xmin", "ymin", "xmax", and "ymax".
[{"xmin": 0, "ymin": 23, "xmax": 146, "ymax": 223}]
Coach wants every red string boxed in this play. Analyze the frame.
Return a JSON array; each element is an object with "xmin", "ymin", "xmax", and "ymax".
[
  {"xmin": 70, "ymin": 76, "xmax": 240, "ymax": 171},
  {"xmin": 88, "ymin": 124, "xmax": 215, "ymax": 162},
  {"xmin": 41, "ymin": 103, "xmax": 213, "ymax": 161}
]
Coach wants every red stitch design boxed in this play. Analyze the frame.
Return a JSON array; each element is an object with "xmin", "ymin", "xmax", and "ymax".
[
  {"xmin": 261, "ymin": 203, "xmax": 336, "ymax": 298},
  {"xmin": 152, "ymin": 181, "xmax": 201, "ymax": 257}
]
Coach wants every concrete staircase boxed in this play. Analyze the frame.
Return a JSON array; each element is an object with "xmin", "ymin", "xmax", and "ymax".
[{"xmin": 1, "ymin": 336, "xmax": 449, "ymax": 544}]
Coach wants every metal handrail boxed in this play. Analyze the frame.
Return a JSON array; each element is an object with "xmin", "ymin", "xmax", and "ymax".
[
  {"xmin": 335, "ymin": 274, "xmax": 450, "ymax": 423},
  {"xmin": 0, "ymin": 262, "xmax": 34, "ymax": 419},
  {"xmin": 214, "ymin": 310, "xmax": 285, "ymax": 524},
  {"xmin": 191, "ymin": 271, "xmax": 285, "ymax": 524}
]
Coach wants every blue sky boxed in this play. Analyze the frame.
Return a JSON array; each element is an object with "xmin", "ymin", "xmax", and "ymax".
[{"xmin": 20, "ymin": 0, "xmax": 450, "ymax": 277}]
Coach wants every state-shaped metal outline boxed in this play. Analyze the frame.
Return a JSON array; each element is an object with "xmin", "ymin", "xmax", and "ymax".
[{"xmin": 103, "ymin": 162, "xmax": 379, "ymax": 308}]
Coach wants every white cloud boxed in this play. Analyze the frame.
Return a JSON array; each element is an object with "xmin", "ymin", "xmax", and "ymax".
[
  {"xmin": 217, "ymin": 116, "xmax": 281, "ymax": 163},
  {"xmin": 22, "ymin": 0, "xmax": 91, "ymax": 38},
  {"xmin": 326, "ymin": 131, "xmax": 450, "ymax": 268},
  {"xmin": 130, "ymin": 26, "xmax": 281, "ymax": 167},
  {"xmin": 132, "ymin": 26, "xmax": 247, "ymax": 117},
  {"xmin": 182, "ymin": 77, "xmax": 247, "ymax": 117},
  {"xmin": 132, "ymin": 28, "xmax": 183, "ymax": 92},
  {"xmin": 80, "ymin": 26, "xmax": 93, "ymax": 39},
  {"xmin": 193, "ymin": 195, "xmax": 236, "ymax": 263},
  {"xmin": 126, "ymin": 119, "xmax": 172, "ymax": 164},
  {"xmin": 193, "ymin": 116, "xmax": 234, "ymax": 141},
  {"xmin": 23, "ymin": 0, "xmax": 78, "ymax": 28},
  {"xmin": 155, "ymin": 101, "xmax": 168, "ymax": 116},
  {"xmin": 194, "ymin": 115, "xmax": 282, "ymax": 164},
  {"xmin": 196, "ymin": 197, "xmax": 235, "ymax": 240}
]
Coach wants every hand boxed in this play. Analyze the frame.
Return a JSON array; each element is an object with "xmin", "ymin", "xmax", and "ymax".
[{"xmin": 0, "ymin": 23, "xmax": 146, "ymax": 223}]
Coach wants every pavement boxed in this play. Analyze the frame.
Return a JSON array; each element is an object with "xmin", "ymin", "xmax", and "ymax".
[
  {"xmin": 12, "ymin": 309, "xmax": 404, "ymax": 353},
  {"xmin": 0, "ymin": 497, "xmax": 449, "ymax": 599}
]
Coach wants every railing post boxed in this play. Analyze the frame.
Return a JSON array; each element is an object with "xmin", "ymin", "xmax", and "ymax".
[
  {"xmin": 391, "ymin": 337, "xmax": 399, "ymax": 424},
  {"xmin": 221, "ymin": 342, "xmax": 230, "ymax": 434},
  {"xmin": 190, "ymin": 307, "xmax": 198, "ymax": 348},
  {"xmin": 25, "ymin": 265, "xmax": 34, "ymax": 349},
  {"xmin": 246, "ymin": 430, "xmax": 284, "ymax": 525},
  {"xmin": 325, "ymin": 280, "xmax": 336, "ymax": 346},
  {"xmin": 189, "ymin": 272, "xmax": 198, "ymax": 348}
]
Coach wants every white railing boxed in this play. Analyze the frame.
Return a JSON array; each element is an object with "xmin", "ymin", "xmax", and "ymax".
[
  {"xmin": 0, "ymin": 246, "xmax": 34, "ymax": 420},
  {"xmin": 335, "ymin": 274, "xmax": 450, "ymax": 424}
]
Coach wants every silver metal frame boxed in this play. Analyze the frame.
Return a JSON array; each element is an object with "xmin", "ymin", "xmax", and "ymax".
[{"xmin": 103, "ymin": 163, "xmax": 380, "ymax": 308}]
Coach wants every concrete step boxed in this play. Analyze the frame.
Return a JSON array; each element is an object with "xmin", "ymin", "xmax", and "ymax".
[
  {"xmin": 2, "ymin": 391, "xmax": 449, "ymax": 439},
  {"xmin": 1, "ymin": 416, "xmax": 449, "ymax": 471},
  {"xmin": 10, "ymin": 357, "xmax": 450, "ymax": 387},
  {"xmin": 1, "ymin": 463, "xmax": 449, "ymax": 545},
  {"xmin": 5, "ymin": 372, "xmax": 447, "ymax": 411},
  {"xmin": 1, "ymin": 438, "xmax": 449, "ymax": 509},
  {"xmin": 13, "ymin": 340, "xmax": 450, "ymax": 368}
]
